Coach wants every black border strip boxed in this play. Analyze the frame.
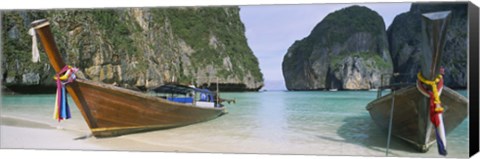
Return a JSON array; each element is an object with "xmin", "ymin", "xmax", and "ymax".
[
  {"xmin": 0, "ymin": 10, "xmax": 3, "ymax": 150},
  {"xmin": 469, "ymin": 1, "xmax": 479, "ymax": 157}
]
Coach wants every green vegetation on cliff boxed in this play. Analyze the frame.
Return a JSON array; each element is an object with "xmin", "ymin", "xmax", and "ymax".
[
  {"xmin": 310, "ymin": 5, "xmax": 385, "ymax": 47},
  {"xmin": 152, "ymin": 8, "xmax": 262, "ymax": 80},
  {"xmin": 329, "ymin": 51, "xmax": 390, "ymax": 71},
  {"xmin": 282, "ymin": 5, "xmax": 392, "ymax": 90},
  {"xmin": 2, "ymin": 11, "xmax": 51, "ymax": 84},
  {"xmin": 92, "ymin": 10, "xmax": 142, "ymax": 58},
  {"xmin": 2, "ymin": 7, "xmax": 264, "ymax": 92}
]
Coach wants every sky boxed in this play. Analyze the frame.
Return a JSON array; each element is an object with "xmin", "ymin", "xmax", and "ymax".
[{"xmin": 239, "ymin": 3, "xmax": 412, "ymax": 91}]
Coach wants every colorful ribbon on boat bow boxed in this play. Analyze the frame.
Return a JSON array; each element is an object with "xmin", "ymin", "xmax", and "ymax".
[
  {"xmin": 416, "ymin": 68, "xmax": 447, "ymax": 156},
  {"xmin": 53, "ymin": 65, "xmax": 78, "ymax": 122}
]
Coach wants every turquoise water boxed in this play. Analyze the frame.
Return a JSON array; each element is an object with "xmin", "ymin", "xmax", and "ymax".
[
  {"xmin": 217, "ymin": 91, "xmax": 469, "ymax": 157},
  {"xmin": 0, "ymin": 90, "xmax": 469, "ymax": 157}
]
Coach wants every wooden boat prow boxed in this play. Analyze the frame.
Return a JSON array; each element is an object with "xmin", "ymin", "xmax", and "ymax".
[
  {"xmin": 366, "ymin": 11, "xmax": 468, "ymax": 153},
  {"xmin": 366, "ymin": 86, "xmax": 468, "ymax": 151},
  {"xmin": 31, "ymin": 19, "xmax": 226, "ymax": 137}
]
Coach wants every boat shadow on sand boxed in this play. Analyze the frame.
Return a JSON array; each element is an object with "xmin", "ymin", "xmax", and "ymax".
[{"xmin": 316, "ymin": 115, "xmax": 424, "ymax": 155}]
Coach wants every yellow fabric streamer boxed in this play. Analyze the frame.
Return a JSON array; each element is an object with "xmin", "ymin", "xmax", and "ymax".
[
  {"xmin": 53, "ymin": 66, "xmax": 72, "ymax": 81},
  {"xmin": 417, "ymin": 72, "xmax": 443, "ymax": 112}
]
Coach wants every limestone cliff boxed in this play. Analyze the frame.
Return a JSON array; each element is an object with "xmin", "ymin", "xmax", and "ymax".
[
  {"xmin": 387, "ymin": 3, "xmax": 467, "ymax": 88},
  {"xmin": 282, "ymin": 6, "xmax": 393, "ymax": 90},
  {"xmin": 2, "ymin": 7, "xmax": 264, "ymax": 93}
]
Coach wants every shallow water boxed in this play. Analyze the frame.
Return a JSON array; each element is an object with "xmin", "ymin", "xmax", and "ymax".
[{"xmin": 0, "ymin": 90, "xmax": 469, "ymax": 157}]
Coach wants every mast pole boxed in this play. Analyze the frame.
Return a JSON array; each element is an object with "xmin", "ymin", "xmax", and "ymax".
[
  {"xmin": 216, "ymin": 77, "xmax": 219, "ymax": 106},
  {"xmin": 419, "ymin": 11, "xmax": 451, "ymax": 152}
]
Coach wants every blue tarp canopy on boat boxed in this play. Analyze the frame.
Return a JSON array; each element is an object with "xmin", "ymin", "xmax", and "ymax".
[
  {"xmin": 152, "ymin": 84, "xmax": 213, "ymax": 95},
  {"xmin": 167, "ymin": 97, "xmax": 194, "ymax": 103}
]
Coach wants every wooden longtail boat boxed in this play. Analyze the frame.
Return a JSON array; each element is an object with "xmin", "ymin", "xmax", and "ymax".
[
  {"xmin": 366, "ymin": 11, "xmax": 468, "ymax": 152},
  {"xmin": 31, "ymin": 19, "xmax": 227, "ymax": 137}
]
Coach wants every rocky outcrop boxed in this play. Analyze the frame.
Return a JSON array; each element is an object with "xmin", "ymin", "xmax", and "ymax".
[
  {"xmin": 282, "ymin": 6, "xmax": 393, "ymax": 90},
  {"xmin": 2, "ymin": 7, "xmax": 264, "ymax": 93},
  {"xmin": 387, "ymin": 3, "xmax": 467, "ymax": 88}
]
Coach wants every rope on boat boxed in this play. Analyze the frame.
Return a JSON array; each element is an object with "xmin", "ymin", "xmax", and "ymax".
[
  {"xmin": 53, "ymin": 65, "xmax": 78, "ymax": 122},
  {"xmin": 416, "ymin": 68, "xmax": 447, "ymax": 156}
]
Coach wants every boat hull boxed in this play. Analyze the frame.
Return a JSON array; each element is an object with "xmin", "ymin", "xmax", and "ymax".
[
  {"xmin": 69, "ymin": 79, "xmax": 226, "ymax": 137},
  {"xmin": 31, "ymin": 19, "xmax": 226, "ymax": 138},
  {"xmin": 366, "ymin": 86, "xmax": 467, "ymax": 152}
]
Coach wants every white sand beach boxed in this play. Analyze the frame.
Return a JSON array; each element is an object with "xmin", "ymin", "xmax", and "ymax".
[
  {"xmin": 0, "ymin": 116, "xmax": 196, "ymax": 152},
  {"xmin": 0, "ymin": 114, "xmax": 469, "ymax": 158}
]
